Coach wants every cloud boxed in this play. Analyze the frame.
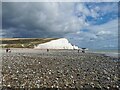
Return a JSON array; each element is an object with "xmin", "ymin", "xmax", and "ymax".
[
  {"xmin": 87, "ymin": 19, "xmax": 118, "ymax": 37},
  {"xmin": 2, "ymin": 2, "xmax": 118, "ymax": 38},
  {"xmin": 75, "ymin": 3, "xmax": 91, "ymax": 16},
  {"xmin": 2, "ymin": 2, "xmax": 89, "ymax": 38},
  {"xmin": 66, "ymin": 19, "xmax": 118, "ymax": 49}
]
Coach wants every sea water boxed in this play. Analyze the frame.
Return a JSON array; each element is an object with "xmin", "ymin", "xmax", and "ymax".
[{"xmin": 89, "ymin": 49, "xmax": 119, "ymax": 58}]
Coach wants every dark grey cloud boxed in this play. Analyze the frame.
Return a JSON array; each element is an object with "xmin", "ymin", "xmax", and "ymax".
[
  {"xmin": 2, "ymin": 2, "xmax": 86, "ymax": 38},
  {"xmin": 0, "ymin": 2, "xmax": 1, "ymax": 27}
]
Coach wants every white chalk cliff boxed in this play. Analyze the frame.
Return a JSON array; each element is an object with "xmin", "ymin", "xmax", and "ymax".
[{"xmin": 34, "ymin": 38, "xmax": 79, "ymax": 49}]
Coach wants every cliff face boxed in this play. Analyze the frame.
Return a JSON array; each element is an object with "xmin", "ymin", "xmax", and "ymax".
[{"xmin": 34, "ymin": 38, "xmax": 79, "ymax": 49}]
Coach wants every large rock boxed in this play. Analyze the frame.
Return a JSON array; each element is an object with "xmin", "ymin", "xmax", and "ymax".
[{"xmin": 34, "ymin": 38, "xmax": 79, "ymax": 49}]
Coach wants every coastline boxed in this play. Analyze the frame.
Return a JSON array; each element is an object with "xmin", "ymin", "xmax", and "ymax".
[{"xmin": 1, "ymin": 48, "xmax": 119, "ymax": 58}]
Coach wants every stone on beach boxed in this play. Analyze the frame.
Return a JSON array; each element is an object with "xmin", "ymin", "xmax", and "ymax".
[{"xmin": 1, "ymin": 49, "xmax": 119, "ymax": 89}]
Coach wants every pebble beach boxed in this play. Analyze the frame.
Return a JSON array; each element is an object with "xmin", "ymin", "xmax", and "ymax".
[{"xmin": 1, "ymin": 48, "xmax": 120, "ymax": 90}]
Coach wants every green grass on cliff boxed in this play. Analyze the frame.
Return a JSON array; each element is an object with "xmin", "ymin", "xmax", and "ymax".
[{"xmin": 0, "ymin": 38, "xmax": 58, "ymax": 48}]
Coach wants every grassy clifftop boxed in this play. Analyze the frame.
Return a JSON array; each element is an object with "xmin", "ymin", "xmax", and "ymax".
[{"xmin": 0, "ymin": 38, "xmax": 59, "ymax": 48}]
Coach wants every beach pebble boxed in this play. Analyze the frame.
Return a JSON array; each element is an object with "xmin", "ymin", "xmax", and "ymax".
[{"xmin": 1, "ymin": 49, "xmax": 119, "ymax": 89}]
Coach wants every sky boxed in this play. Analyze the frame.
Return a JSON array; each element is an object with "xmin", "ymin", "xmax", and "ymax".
[{"xmin": 2, "ymin": 2, "xmax": 119, "ymax": 49}]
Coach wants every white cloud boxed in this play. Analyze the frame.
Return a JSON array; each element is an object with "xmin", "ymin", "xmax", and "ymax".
[
  {"xmin": 75, "ymin": 3, "xmax": 90, "ymax": 16},
  {"xmin": 66, "ymin": 19, "xmax": 118, "ymax": 49},
  {"xmin": 97, "ymin": 31, "xmax": 111, "ymax": 35},
  {"xmin": 75, "ymin": 3, "xmax": 99, "ymax": 19},
  {"xmin": 86, "ymin": 19, "xmax": 118, "ymax": 37}
]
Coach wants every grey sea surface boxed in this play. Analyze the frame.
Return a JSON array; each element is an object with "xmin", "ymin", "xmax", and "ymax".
[{"xmin": 88, "ymin": 49, "xmax": 119, "ymax": 58}]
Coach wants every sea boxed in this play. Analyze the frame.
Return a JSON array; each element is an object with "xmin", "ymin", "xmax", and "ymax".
[{"xmin": 89, "ymin": 49, "xmax": 119, "ymax": 58}]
